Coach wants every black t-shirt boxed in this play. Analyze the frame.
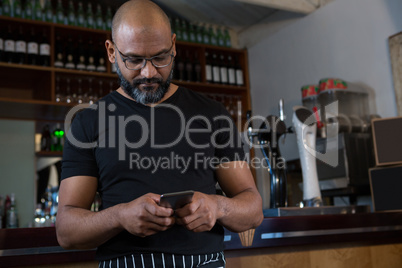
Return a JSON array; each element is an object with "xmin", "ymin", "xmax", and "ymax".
[{"xmin": 61, "ymin": 87, "xmax": 245, "ymax": 261}]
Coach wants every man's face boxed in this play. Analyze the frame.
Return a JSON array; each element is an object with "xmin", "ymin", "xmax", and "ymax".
[{"xmin": 112, "ymin": 26, "xmax": 176, "ymax": 105}]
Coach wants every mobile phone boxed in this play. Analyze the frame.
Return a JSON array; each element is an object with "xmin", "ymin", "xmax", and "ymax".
[{"xmin": 159, "ymin": 190, "xmax": 194, "ymax": 209}]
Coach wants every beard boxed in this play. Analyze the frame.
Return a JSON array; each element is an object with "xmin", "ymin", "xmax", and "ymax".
[{"xmin": 115, "ymin": 61, "xmax": 174, "ymax": 105}]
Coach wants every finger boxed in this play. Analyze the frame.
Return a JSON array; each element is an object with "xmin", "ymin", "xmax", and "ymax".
[{"xmin": 145, "ymin": 201, "xmax": 174, "ymax": 217}]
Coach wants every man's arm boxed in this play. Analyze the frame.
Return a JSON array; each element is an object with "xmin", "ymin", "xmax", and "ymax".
[
  {"xmin": 56, "ymin": 176, "xmax": 175, "ymax": 250},
  {"xmin": 175, "ymin": 161, "xmax": 263, "ymax": 233}
]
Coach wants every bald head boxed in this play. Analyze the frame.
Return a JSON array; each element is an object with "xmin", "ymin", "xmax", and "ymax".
[{"xmin": 111, "ymin": 0, "xmax": 171, "ymax": 43}]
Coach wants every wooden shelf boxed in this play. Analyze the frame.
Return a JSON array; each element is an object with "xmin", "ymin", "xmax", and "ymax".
[{"xmin": 35, "ymin": 151, "xmax": 63, "ymax": 157}]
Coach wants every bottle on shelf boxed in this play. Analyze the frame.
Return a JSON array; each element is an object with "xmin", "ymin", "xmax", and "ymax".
[
  {"xmin": 219, "ymin": 54, "xmax": 228, "ymax": 85},
  {"xmin": 105, "ymin": 6, "xmax": 113, "ymax": 30},
  {"xmin": 205, "ymin": 51, "xmax": 213, "ymax": 83},
  {"xmin": 6, "ymin": 193, "xmax": 18, "ymax": 228},
  {"xmin": 39, "ymin": 29, "xmax": 50, "ymax": 66},
  {"xmin": 64, "ymin": 35, "xmax": 76, "ymax": 69},
  {"xmin": 235, "ymin": 56, "xmax": 244, "ymax": 86},
  {"xmin": 181, "ymin": 20, "xmax": 189, "ymax": 42},
  {"xmin": 196, "ymin": 24, "xmax": 203, "ymax": 44},
  {"xmin": 33, "ymin": 0, "xmax": 43, "ymax": 21},
  {"xmin": 76, "ymin": 35, "xmax": 87, "ymax": 71},
  {"xmin": 55, "ymin": 0, "xmax": 65, "ymax": 24},
  {"xmin": 202, "ymin": 24, "xmax": 210, "ymax": 45},
  {"xmin": 24, "ymin": 0, "xmax": 34, "ymax": 20},
  {"xmin": 193, "ymin": 51, "xmax": 201, "ymax": 82},
  {"xmin": 55, "ymin": 76, "xmax": 62, "ymax": 102},
  {"xmin": 224, "ymin": 28, "xmax": 232, "ymax": 47},
  {"xmin": 76, "ymin": 2, "xmax": 86, "ymax": 27},
  {"xmin": 188, "ymin": 23, "xmax": 197, "ymax": 43},
  {"xmin": 65, "ymin": 78, "xmax": 72, "ymax": 103},
  {"xmin": 76, "ymin": 78, "xmax": 84, "ymax": 104},
  {"xmin": 212, "ymin": 53, "xmax": 221, "ymax": 84},
  {"xmin": 27, "ymin": 27, "xmax": 39, "ymax": 65},
  {"xmin": 3, "ymin": 0, "xmax": 12, "ymax": 17},
  {"xmin": 86, "ymin": 3, "xmax": 94, "ymax": 29},
  {"xmin": 216, "ymin": 27, "xmax": 225, "ymax": 47},
  {"xmin": 227, "ymin": 55, "xmax": 236, "ymax": 85},
  {"xmin": 4, "ymin": 25, "xmax": 16, "ymax": 63},
  {"xmin": 67, "ymin": 0, "xmax": 76, "ymax": 26},
  {"xmin": 174, "ymin": 18, "xmax": 183, "ymax": 41},
  {"xmin": 98, "ymin": 80, "xmax": 104, "ymax": 99},
  {"xmin": 43, "ymin": 0, "xmax": 53, "ymax": 22},
  {"xmin": 185, "ymin": 50, "xmax": 193, "ymax": 81},
  {"xmin": 13, "ymin": 0, "xmax": 22, "ymax": 18},
  {"xmin": 54, "ymin": 32, "xmax": 64, "ymax": 68},
  {"xmin": 96, "ymin": 39, "xmax": 107, "ymax": 72},
  {"xmin": 208, "ymin": 26, "xmax": 217, "ymax": 46},
  {"xmin": 15, "ymin": 25, "xmax": 27, "ymax": 64},
  {"xmin": 87, "ymin": 78, "xmax": 95, "ymax": 104},
  {"xmin": 86, "ymin": 37, "xmax": 96, "ymax": 71},
  {"xmin": 175, "ymin": 50, "xmax": 185, "ymax": 81},
  {"xmin": 95, "ymin": 4, "xmax": 104, "ymax": 30},
  {"xmin": 40, "ymin": 124, "xmax": 52, "ymax": 151},
  {"xmin": 0, "ymin": 27, "xmax": 4, "ymax": 62}
]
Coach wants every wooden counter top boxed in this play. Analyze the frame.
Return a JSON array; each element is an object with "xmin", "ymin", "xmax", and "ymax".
[{"xmin": 1, "ymin": 211, "xmax": 402, "ymax": 267}]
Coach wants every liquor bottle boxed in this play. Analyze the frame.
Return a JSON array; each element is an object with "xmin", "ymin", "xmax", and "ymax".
[
  {"xmin": 15, "ymin": 26, "xmax": 27, "ymax": 64},
  {"xmin": 219, "ymin": 54, "xmax": 228, "ymax": 85},
  {"xmin": 65, "ymin": 78, "xmax": 72, "ymax": 103},
  {"xmin": 6, "ymin": 193, "xmax": 18, "ymax": 228},
  {"xmin": 24, "ymin": 0, "xmax": 34, "ymax": 20},
  {"xmin": 212, "ymin": 53, "xmax": 220, "ymax": 84},
  {"xmin": 202, "ymin": 25, "xmax": 210, "ymax": 45},
  {"xmin": 181, "ymin": 20, "xmax": 189, "ymax": 42},
  {"xmin": 235, "ymin": 56, "xmax": 244, "ymax": 86},
  {"xmin": 216, "ymin": 28, "xmax": 225, "ymax": 47},
  {"xmin": 76, "ymin": 78, "xmax": 84, "ymax": 104},
  {"xmin": 76, "ymin": 35, "xmax": 86, "ymax": 70},
  {"xmin": 96, "ymin": 39, "xmax": 106, "ymax": 72},
  {"xmin": 55, "ymin": 76, "xmax": 62, "ymax": 102},
  {"xmin": 185, "ymin": 50, "xmax": 193, "ymax": 81},
  {"xmin": 76, "ymin": 2, "xmax": 86, "ymax": 27},
  {"xmin": 64, "ymin": 35, "xmax": 75, "ymax": 69},
  {"xmin": 39, "ymin": 30, "xmax": 50, "ymax": 66},
  {"xmin": 224, "ymin": 28, "xmax": 232, "ymax": 47},
  {"xmin": 67, "ymin": 0, "xmax": 76, "ymax": 26},
  {"xmin": 4, "ymin": 25, "xmax": 16, "ymax": 63},
  {"xmin": 87, "ymin": 78, "xmax": 94, "ymax": 104},
  {"xmin": 86, "ymin": 37, "xmax": 96, "ymax": 71},
  {"xmin": 227, "ymin": 55, "xmax": 236, "ymax": 85},
  {"xmin": 55, "ymin": 0, "xmax": 65, "ymax": 24},
  {"xmin": 27, "ymin": 27, "xmax": 39, "ymax": 65},
  {"xmin": 0, "ymin": 28, "xmax": 3, "ymax": 62},
  {"xmin": 196, "ymin": 24, "xmax": 203, "ymax": 44},
  {"xmin": 43, "ymin": 0, "xmax": 53, "ymax": 22},
  {"xmin": 205, "ymin": 51, "xmax": 213, "ymax": 83},
  {"xmin": 54, "ymin": 33, "xmax": 64, "ymax": 68},
  {"xmin": 175, "ymin": 50, "xmax": 185, "ymax": 81},
  {"xmin": 98, "ymin": 80, "xmax": 104, "ymax": 99},
  {"xmin": 3, "ymin": 0, "xmax": 11, "ymax": 16},
  {"xmin": 13, "ymin": 0, "xmax": 22, "ymax": 18},
  {"xmin": 188, "ymin": 23, "xmax": 196, "ymax": 43},
  {"xmin": 174, "ymin": 18, "xmax": 183, "ymax": 41},
  {"xmin": 193, "ymin": 51, "xmax": 201, "ymax": 82},
  {"xmin": 41, "ymin": 124, "xmax": 52, "ymax": 151},
  {"xmin": 86, "ymin": 3, "xmax": 94, "ymax": 29},
  {"xmin": 105, "ymin": 6, "xmax": 112, "ymax": 30},
  {"xmin": 33, "ymin": 0, "xmax": 42, "ymax": 21},
  {"xmin": 51, "ymin": 123, "xmax": 64, "ymax": 152},
  {"xmin": 208, "ymin": 26, "xmax": 217, "ymax": 46},
  {"xmin": 95, "ymin": 4, "xmax": 104, "ymax": 30}
]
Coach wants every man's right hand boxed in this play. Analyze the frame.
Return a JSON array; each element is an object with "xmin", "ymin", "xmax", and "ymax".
[{"xmin": 118, "ymin": 193, "xmax": 175, "ymax": 237}]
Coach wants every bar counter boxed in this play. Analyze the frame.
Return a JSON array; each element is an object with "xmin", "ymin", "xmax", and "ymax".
[{"xmin": 1, "ymin": 211, "xmax": 402, "ymax": 267}]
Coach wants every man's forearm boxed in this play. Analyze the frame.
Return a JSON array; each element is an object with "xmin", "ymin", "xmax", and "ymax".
[
  {"xmin": 56, "ymin": 205, "xmax": 123, "ymax": 250},
  {"xmin": 215, "ymin": 188, "xmax": 263, "ymax": 232}
]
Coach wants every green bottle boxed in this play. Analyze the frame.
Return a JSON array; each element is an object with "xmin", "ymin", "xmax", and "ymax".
[
  {"xmin": 6, "ymin": 193, "xmax": 19, "ymax": 228},
  {"xmin": 188, "ymin": 23, "xmax": 196, "ymax": 43},
  {"xmin": 174, "ymin": 18, "xmax": 183, "ymax": 41},
  {"xmin": 216, "ymin": 27, "xmax": 225, "ymax": 47},
  {"xmin": 105, "ymin": 6, "xmax": 112, "ymax": 30},
  {"xmin": 208, "ymin": 26, "xmax": 217, "ymax": 46},
  {"xmin": 51, "ymin": 123, "xmax": 64, "ymax": 152},
  {"xmin": 224, "ymin": 28, "xmax": 232, "ymax": 47},
  {"xmin": 181, "ymin": 20, "xmax": 189, "ymax": 42},
  {"xmin": 76, "ymin": 2, "xmax": 85, "ymax": 27},
  {"xmin": 202, "ymin": 25, "xmax": 210, "ymax": 45},
  {"xmin": 24, "ymin": 0, "xmax": 34, "ymax": 19},
  {"xmin": 33, "ymin": 0, "xmax": 42, "ymax": 21},
  {"xmin": 95, "ymin": 4, "xmax": 104, "ymax": 30},
  {"xmin": 43, "ymin": 0, "xmax": 53, "ymax": 22},
  {"xmin": 196, "ymin": 24, "xmax": 203, "ymax": 43},
  {"xmin": 67, "ymin": 0, "xmax": 76, "ymax": 26},
  {"xmin": 86, "ymin": 3, "xmax": 94, "ymax": 29},
  {"xmin": 13, "ymin": 0, "xmax": 22, "ymax": 18},
  {"xmin": 55, "ymin": 0, "xmax": 64, "ymax": 24},
  {"xmin": 2, "ymin": 0, "xmax": 12, "ymax": 16}
]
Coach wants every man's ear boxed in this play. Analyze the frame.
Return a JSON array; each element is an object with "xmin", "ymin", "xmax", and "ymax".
[{"xmin": 105, "ymin": 40, "xmax": 116, "ymax": 63}]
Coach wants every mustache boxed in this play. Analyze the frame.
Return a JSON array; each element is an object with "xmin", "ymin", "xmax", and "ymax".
[{"xmin": 133, "ymin": 77, "xmax": 163, "ymax": 85}]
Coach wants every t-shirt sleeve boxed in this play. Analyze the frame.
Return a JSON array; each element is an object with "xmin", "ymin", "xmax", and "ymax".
[
  {"xmin": 61, "ymin": 111, "xmax": 99, "ymax": 180},
  {"xmin": 213, "ymin": 104, "xmax": 245, "ymax": 163}
]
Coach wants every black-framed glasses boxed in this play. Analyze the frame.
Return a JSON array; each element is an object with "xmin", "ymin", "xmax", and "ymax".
[{"xmin": 114, "ymin": 43, "xmax": 174, "ymax": 71}]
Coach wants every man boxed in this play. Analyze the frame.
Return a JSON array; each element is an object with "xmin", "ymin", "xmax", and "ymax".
[{"xmin": 56, "ymin": 0, "xmax": 263, "ymax": 267}]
